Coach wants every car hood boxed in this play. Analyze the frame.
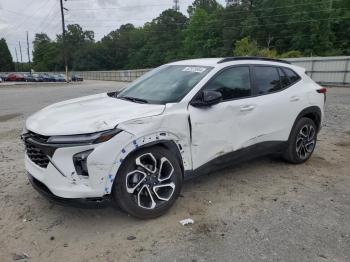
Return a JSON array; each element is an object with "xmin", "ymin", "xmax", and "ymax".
[{"xmin": 26, "ymin": 93, "xmax": 165, "ymax": 136}]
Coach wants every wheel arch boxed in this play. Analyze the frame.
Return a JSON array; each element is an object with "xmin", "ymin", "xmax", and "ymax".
[
  {"xmin": 289, "ymin": 106, "xmax": 322, "ymax": 141},
  {"xmin": 132, "ymin": 140, "xmax": 185, "ymax": 178},
  {"xmin": 104, "ymin": 132, "xmax": 188, "ymax": 195}
]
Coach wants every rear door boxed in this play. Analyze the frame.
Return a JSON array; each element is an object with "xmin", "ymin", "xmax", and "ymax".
[{"xmin": 249, "ymin": 65, "xmax": 305, "ymax": 144}]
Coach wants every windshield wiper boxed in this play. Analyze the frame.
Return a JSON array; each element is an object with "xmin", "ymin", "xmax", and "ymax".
[{"xmin": 118, "ymin": 96, "xmax": 149, "ymax": 104}]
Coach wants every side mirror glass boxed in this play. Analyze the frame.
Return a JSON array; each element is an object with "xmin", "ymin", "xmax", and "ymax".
[{"xmin": 191, "ymin": 90, "xmax": 222, "ymax": 107}]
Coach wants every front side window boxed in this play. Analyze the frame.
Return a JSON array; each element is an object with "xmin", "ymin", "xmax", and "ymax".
[
  {"xmin": 254, "ymin": 66, "xmax": 282, "ymax": 94},
  {"xmin": 203, "ymin": 66, "xmax": 251, "ymax": 101},
  {"xmin": 117, "ymin": 65, "xmax": 212, "ymax": 104}
]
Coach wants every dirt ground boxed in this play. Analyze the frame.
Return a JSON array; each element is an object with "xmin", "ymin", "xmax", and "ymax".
[{"xmin": 0, "ymin": 81, "xmax": 349, "ymax": 262}]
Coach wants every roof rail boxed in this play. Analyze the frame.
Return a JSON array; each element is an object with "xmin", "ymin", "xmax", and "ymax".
[{"xmin": 217, "ymin": 56, "xmax": 291, "ymax": 64}]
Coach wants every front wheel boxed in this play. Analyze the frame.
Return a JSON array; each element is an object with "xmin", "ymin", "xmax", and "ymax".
[
  {"xmin": 112, "ymin": 146, "xmax": 183, "ymax": 219},
  {"xmin": 284, "ymin": 117, "xmax": 317, "ymax": 164}
]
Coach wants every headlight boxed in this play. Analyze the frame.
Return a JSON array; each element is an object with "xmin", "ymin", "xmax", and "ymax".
[{"xmin": 47, "ymin": 128, "xmax": 122, "ymax": 145}]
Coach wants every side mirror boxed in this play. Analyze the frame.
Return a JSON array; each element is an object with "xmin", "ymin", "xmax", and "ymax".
[{"xmin": 191, "ymin": 90, "xmax": 222, "ymax": 107}]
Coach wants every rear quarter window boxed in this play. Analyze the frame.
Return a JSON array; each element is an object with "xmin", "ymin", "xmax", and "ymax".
[
  {"xmin": 282, "ymin": 67, "xmax": 301, "ymax": 84},
  {"xmin": 254, "ymin": 66, "xmax": 282, "ymax": 94}
]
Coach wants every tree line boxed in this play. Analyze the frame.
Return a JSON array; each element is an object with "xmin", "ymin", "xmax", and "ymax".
[{"xmin": 1, "ymin": 0, "xmax": 349, "ymax": 72}]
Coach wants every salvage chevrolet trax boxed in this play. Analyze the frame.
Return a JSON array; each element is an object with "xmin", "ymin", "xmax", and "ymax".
[{"xmin": 22, "ymin": 57, "xmax": 326, "ymax": 219}]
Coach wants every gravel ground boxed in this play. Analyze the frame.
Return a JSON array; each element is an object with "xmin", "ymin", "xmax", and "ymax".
[{"xmin": 0, "ymin": 81, "xmax": 349, "ymax": 262}]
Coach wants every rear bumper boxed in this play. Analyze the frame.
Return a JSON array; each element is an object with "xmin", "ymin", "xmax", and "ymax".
[{"xmin": 27, "ymin": 172, "xmax": 111, "ymax": 208}]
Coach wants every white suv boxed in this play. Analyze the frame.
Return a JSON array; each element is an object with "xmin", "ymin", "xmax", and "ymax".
[{"xmin": 22, "ymin": 57, "xmax": 326, "ymax": 218}]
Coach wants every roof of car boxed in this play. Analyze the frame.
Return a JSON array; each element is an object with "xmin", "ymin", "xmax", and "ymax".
[
  {"xmin": 170, "ymin": 57, "xmax": 291, "ymax": 67},
  {"xmin": 218, "ymin": 57, "xmax": 290, "ymax": 64},
  {"xmin": 170, "ymin": 58, "xmax": 222, "ymax": 67}
]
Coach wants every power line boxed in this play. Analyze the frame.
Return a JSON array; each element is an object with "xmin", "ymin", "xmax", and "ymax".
[
  {"xmin": 66, "ymin": 0, "xmax": 340, "ymax": 13},
  {"xmin": 2, "ymin": 0, "xmax": 54, "ymax": 36},
  {"xmin": 65, "ymin": 7, "xmax": 349, "ymax": 25},
  {"xmin": 68, "ymin": 3, "xmax": 172, "ymax": 11},
  {"xmin": 31, "ymin": 1, "xmax": 60, "ymax": 35},
  {"xmin": 224, "ymin": 0, "xmax": 342, "ymax": 15},
  {"xmin": 67, "ymin": 16, "xmax": 349, "ymax": 31}
]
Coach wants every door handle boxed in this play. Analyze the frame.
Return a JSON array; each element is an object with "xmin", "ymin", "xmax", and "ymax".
[
  {"xmin": 290, "ymin": 96, "xmax": 300, "ymax": 102},
  {"xmin": 240, "ymin": 105, "xmax": 255, "ymax": 112}
]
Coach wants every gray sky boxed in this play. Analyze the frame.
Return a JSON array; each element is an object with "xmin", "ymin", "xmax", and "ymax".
[{"xmin": 0, "ymin": 0, "xmax": 226, "ymax": 62}]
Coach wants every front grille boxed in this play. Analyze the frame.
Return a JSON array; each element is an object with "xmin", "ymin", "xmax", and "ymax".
[{"xmin": 23, "ymin": 132, "xmax": 50, "ymax": 168}]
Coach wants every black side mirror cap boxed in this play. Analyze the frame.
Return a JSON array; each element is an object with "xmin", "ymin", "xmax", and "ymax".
[{"xmin": 191, "ymin": 90, "xmax": 223, "ymax": 107}]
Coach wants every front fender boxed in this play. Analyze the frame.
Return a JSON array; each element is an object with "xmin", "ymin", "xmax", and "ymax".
[{"xmin": 103, "ymin": 131, "xmax": 191, "ymax": 194}]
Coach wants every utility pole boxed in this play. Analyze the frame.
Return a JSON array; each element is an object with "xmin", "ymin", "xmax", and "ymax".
[
  {"xmin": 14, "ymin": 48, "xmax": 19, "ymax": 72},
  {"xmin": 18, "ymin": 41, "xmax": 23, "ymax": 72},
  {"xmin": 26, "ymin": 31, "xmax": 31, "ymax": 74},
  {"xmin": 328, "ymin": 0, "xmax": 333, "ymax": 25},
  {"xmin": 60, "ymin": 0, "xmax": 68, "ymax": 82},
  {"xmin": 327, "ymin": 0, "xmax": 333, "ymax": 42},
  {"xmin": 173, "ymin": 0, "xmax": 180, "ymax": 12}
]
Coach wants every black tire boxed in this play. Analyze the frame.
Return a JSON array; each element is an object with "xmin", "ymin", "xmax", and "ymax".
[
  {"xmin": 284, "ymin": 117, "xmax": 317, "ymax": 164},
  {"xmin": 112, "ymin": 146, "xmax": 183, "ymax": 219}
]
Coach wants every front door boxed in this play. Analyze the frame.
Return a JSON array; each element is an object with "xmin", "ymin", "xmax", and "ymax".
[{"xmin": 188, "ymin": 66, "xmax": 259, "ymax": 169}]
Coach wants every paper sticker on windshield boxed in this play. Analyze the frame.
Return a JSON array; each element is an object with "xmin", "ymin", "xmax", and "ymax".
[{"xmin": 182, "ymin": 67, "xmax": 207, "ymax": 73}]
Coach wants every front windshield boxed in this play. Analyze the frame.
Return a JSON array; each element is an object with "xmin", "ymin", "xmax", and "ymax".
[{"xmin": 117, "ymin": 65, "xmax": 212, "ymax": 104}]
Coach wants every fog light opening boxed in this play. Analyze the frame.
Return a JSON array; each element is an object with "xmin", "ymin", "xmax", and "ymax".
[{"xmin": 73, "ymin": 149, "xmax": 94, "ymax": 177}]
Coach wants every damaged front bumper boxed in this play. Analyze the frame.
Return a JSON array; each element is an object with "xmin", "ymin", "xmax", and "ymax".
[
  {"xmin": 23, "ymin": 130, "xmax": 135, "ymax": 201},
  {"xmin": 27, "ymin": 172, "xmax": 111, "ymax": 208}
]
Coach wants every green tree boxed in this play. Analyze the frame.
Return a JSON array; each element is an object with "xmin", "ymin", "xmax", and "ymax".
[
  {"xmin": 30, "ymin": 0, "xmax": 350, "ymax": 71},
  {"xmin": 187, "ymin": 0, "xmax": 221, "ymax": 16},
  {"xmin": 99, "ymin": 24, "xmax": 140, "ymax": 70},
  {"xmin": 0, "ymin": 38, "xmax": 14, "ymax": 71},
  {"xmin": 183, "ymin": 6, "xmax": 223, "ymax": 58},
  {"xmin": 32, "ymin": 33, "xmax": 61, "ymax": 71},
  {"xmin": 56, "ymin": 24, "xmax": 95, "ymax": 70},
  {"xmin": 233, "ymin": 37, "xmax": 259, "ymax": 56},
  {"xmin": 132, "ymin": 9, "xmax": 188, "ymax": 68}
]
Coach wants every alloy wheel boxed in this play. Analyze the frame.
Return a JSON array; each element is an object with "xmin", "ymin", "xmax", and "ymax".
[
  {"xmin": 296, "ymin": 124, "xmax": 316, "ymax": 160},
  {"xmin": 125, "ymin": 153, "xmax": 176, "ymax": 209}
]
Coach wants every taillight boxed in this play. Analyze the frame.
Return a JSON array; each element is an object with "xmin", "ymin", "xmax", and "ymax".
[
  {"xmin": 316, "ymin": 87, "xmax": 327, "ymax": 93},
  {"xmin": 317, "ymin": 87, "xmax": 327, "ymax": 103}
]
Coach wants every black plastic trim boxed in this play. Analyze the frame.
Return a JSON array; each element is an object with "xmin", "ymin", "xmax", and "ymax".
[
  {"xmin": 184, "ymin": 141, "xmax": 287, "ymax": 180},
  {"xmin": 218, "ymin": 57, "xmax": 290, "ymax": 65},
  {"xmin": 27, "ymin": 173, "xmax": 111, "ymax": 209}
]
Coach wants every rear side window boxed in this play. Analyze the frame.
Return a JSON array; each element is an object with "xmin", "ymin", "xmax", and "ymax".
[
  {"xmin": 278, "ymin": 68, "xmax": 290, "ymax": 88},
  {"xmin": 204, "ymin": 66, "xmax": 251, "ymax": 100},
  {"xmin": 254, "ymin": 66, "xmax": 282, "ymax": 94},
  {"xmin": 283, "ymin": 67, "xmax": 300, "ymax": 84}
]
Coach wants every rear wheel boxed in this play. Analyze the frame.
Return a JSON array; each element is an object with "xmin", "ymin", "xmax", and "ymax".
[
  {"xmin": 113, "ymin": 146, "xmax": 183, "ymax": 219},
  {"xmin": 284, "ymin": 117, "xmax": 317, "ymax": 164}
]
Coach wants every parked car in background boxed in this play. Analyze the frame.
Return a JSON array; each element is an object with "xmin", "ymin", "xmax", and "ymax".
[
  {"xmin": 24, "ymin": 74, "xmax": 34, "ymax": 82},
  {"xmin": 53, "ymin": 74, "xmax": 65, "ymax": 82},
  {"xmin": 31, "ymin": 74, "xmax": 43, "ymax": 82},
  {"xmin": 71, "ymin": 74, "xmax": 83, "ymax": 81},
  {"xmin": 41, "ymin": 73, "xmax": 55, "ymax": 82},
  {"xmin": 0, "ymin": 74, "xmax": 6, "ymax": 82},
  {"xmin": 6, "ymin": 73, "xmax": 25, "ymax": 82}
]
